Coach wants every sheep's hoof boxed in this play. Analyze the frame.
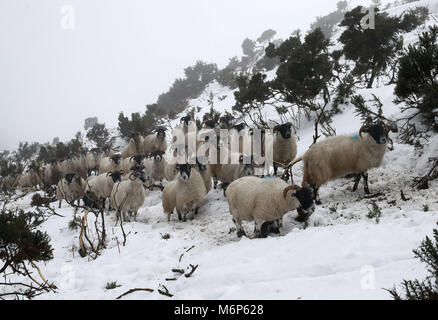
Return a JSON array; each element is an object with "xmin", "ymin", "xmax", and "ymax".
[{"xmin": 237, "ymin": 229, "xmax": 246, "ymax": 238}]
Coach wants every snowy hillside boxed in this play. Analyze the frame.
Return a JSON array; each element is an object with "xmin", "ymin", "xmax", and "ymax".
[{"xmin": 2, "ymin": 0, "xmax": 438, "ymax": 300}]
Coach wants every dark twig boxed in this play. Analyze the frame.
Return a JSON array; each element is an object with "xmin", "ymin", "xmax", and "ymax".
[
  {"xmin": 116, "ymin": 288, "xmax": 154, "ymax": 300},
  {"xmin": 158, "ymin": 284, "xmax": 173, "ymax": 298},
  {"xmin": 185, "ymin": 264, "xmax": 199, "ymax": 278},
  {"xmin": 172, "ymin": 268, "xmax": 185, "ymax": 274}
]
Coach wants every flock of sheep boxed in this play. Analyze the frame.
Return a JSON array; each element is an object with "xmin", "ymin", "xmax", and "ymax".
[{"xmin": 11, "ymin": 115, "xmax": 393, "ymax": 238}]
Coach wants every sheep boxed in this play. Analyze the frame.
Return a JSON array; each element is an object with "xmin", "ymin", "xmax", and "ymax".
[
  {"xmin": 162, "ymin": 164, "xmax": 207, "ymax": 222},
  {"xmin": 71, "ymin": 153, "xmax": 87, "ymax": 178},
  {"xmin": 164, "ymin": 162, "xmax": 178, "ymax": 182},
  {"xmin": 41, "ymin": 161, "xmax": 61, "ymax": 186},
  {"xmin": 83, "ymin": 171, "xmax": 123, "ymax": 210},
  {"xmin": 102, "ymin": 145, "xmax": 116, "ymax": 157},
  {"xmin": 85, "ymin": 148, "xmax": 101, "ymax": 176},
  {"xmin": 214, "ymin": 153, "xmax": 256, "ymax": 196},
  {"xmin": 56, "ymin": 173, "xmax": 86, "ymax": 208},
  {"xmin": 142, "ymin": 127, "xmax": 168, "ymax": 154},
  {"xmin": 18, "ymin": 170, "xmax": 41, "ymax": 189},
  {"xmin": 121, "ymin": 155, "xmax": 145, "ymax": 174},
  {"xmin": 193, "ymin": 158, "xmax": 212, "ymax": 194},
  {"xmin": 110, "ymin": 167, "xmax": 148, "ymax": 222},
  {"xmin": 264, "ymin": 123, "xmax": 297, "ymax": 178},
  {"xmin": 99, "ymin": 154, "xmax": 122, "ymax": 175},
  {"xmin": 121, "ymin": 134, "xmax": 144, "ymax": 159},
  {"xmin": 226, "ymin": 176, "xmax": 314, "ymax": 238},
  {"xmin": 143, "ymin": 151, "xmax": 167, "ymax": 185},
  {"xmin": 58, "ymin": 157, "xmax": 75, "ymax": 176},
  {"xmin": 287, "ymin": 122, "xmax": 388, "ymax": 204}
]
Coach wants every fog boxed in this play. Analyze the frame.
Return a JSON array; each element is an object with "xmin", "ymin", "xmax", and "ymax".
[{"xmin": 0, "ymin": 0, "xmax": 381, "ymax": 150}]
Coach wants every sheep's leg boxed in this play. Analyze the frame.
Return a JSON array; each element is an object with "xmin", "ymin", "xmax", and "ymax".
[
  {"xmin": 222, "ymin": 183, "xmax": 230, "ymax": 197},
  {"xmin": 177, "ymin": 210, "xmax": 183, "ymax": 222},
  {"xmin": 195, "ymin": 207, "xmax": 199, "ymax": 216},
  {"xmin": 213, "ymin": 176, "xmax": 218, "ymax": 190},
  {"xmin": 232, "ymin": 217, "xmax": 246, "ymax": 238},
  {"xmin": 133, "ymin": 211, "xmax": 138, "ymax": 222},
  {"xmin": 313, "ymin": 186, "xmax": 321, "ymax": 205},
  {"xmin": 353, "ymin": 174, "xmax": 362, "ymax": 192},
  {"xmin": 254, "ymin": 219, "xmax": 266, "ymax": 238},
  {"xmin": 362, "ymin": 173, "xmax": 370, "ymax": 194},
  {"xmin": 58, "ymin": 200, "xmax": 62, "ymax": 209},
  {"xmin": 273, "ymin": 164, "xmax": 278, "ymax": 176},
  {"xmin": 277, "ymin": 219, "xmax": 285, "ymax": 236}
]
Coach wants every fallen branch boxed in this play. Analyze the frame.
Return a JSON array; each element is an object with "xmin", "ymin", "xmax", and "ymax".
[
  {"xmin": 185, "ymin": 264, "xmax": 199, "ymax": 278},
  {"xmin": 158, "ymin": 284, "xmax": 173, "ymax": 298},
  {"xmin": 172, "ymin": 268, "xmax": 185, "ymax": 274},
  {"xmin": 116, "ymin": 288, "xmax": 154, "ymax": 300}
]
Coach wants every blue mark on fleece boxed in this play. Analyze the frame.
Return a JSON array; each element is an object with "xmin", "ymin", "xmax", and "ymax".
[
  {"xmin": 351, "ymin": 133, "xmax": 360, "ymax": 140},
  {"xmin": 263, "ymin": 176, "xmax": 275, "ymax": 180}
]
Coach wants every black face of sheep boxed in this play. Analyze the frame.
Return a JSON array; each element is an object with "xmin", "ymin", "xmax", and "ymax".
[
  {"xmin": 131, "ymin": 155, "xmax": 144, "ymax": 165},
  {"xmin": 176, "ymin": 164, "xmax": 192, "ymax": 181},
  {"xmin": 109, "ymin": 171, "xmax": 123, "ymax": 183},
  {"xmin": 294, "ymin": 187, "xmax": 314, "ymax": 211},
  {"xmin": 274, "ymin": 123, "xmax": 293, "ymax": 140},
  {"xmin": 361, "ymin": 123, "xmax": 387, "ymax": 145},
  {"xmin": 131, "ymin": 168, "xmax": 148, "ymax": 183},
  {"xmin": 65, "ymin": 173, "xmax": 76, "ymax": 185},
  {"xmin": 156, "ymin": 128, "xmax": 167, "ymax": 140},
  {"xmin": 151, "ymin": 151, "xmax": 164, "ymax": 162},
  {"xmin": 111, "ymin": 155, "xmax": 122, "ymax": 165}
]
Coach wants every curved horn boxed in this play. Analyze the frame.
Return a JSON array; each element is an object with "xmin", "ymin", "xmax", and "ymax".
[
  {"xmin": 283, "ymin": 185, "xmax": 301, "ymax": 199},
  {"xmin": 129, "ymin": 173, "xmax": 136, "ymax": 181},
  {"xmin": 106, "ymin": 172, "xmax": 112, "ymax": 177},
  {"xmin": 359, "ymin": 125, "xmax": 369, "ymax": 138}
]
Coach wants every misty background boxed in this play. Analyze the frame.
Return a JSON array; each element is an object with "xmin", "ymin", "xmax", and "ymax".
[{"xmin": 0, "ymin": 0, "xmax": 383, "ymax": 150}]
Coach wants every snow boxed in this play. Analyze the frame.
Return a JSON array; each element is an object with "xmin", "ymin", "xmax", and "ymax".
[{"xmin": 1, "ymin": 0, "xmax": 438, "ymax": 300}]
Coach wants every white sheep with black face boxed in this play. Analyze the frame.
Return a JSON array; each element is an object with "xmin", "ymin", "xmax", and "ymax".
[
  {"xmin": 99, "ymin": 154, "xmax": 122, "ymax": 175},
  {"xmin": 142, "ymin": 127, "xmax": 168, "ymax": 154},
  {"xmin": 226, "ymin": 176, "xmax": 314, "ymax": 238},
  {"xmin": 56, "ymin": 173, "xmax": 86, "ymax": 208},
  {"xmin": 110, "ymin": 167, "xmax": 149, "ymax": 222},
  {"xmin": 121, "ymin": 133, "xmax": 144, "ymax": 159},
  {"xmin": 287, "ymin": 122, "xmax": 390, "ymax": 205},
  {"xmin": 215, "ymin": 153, "xmax": 256, "ymax": 196},
  {"xmin": 143, "ymin": 151, "xmax": 167, "ymax": 185},
  {"xmin": 85, "ymin": 148, "xmax": 102, "ymax": 176},
  {"xmin": 264, "ymin": 122, "xmax": 297, "ymax": 177},
  {"xmin": 83, "ymin": 171, "xmax": 124, "ymax": 210},
  {"xmin": 121, "ymin": 155, "xmax": 145, "ymax": 174},
  {"xmin": 18, "ymin": 169, "xmax": 41, "ymax": 189},
  {"xmin": 162, "ymin": 164, "xmax": 207, "ymax": 222}
]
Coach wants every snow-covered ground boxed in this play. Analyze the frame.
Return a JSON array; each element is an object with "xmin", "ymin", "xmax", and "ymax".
[{"xmin": 2, "ymin": 0, "xmax": 438, "ymax": 300}]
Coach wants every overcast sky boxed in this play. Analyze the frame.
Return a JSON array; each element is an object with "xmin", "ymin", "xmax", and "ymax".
[{"xmin": 0, "ymin": 0, "xmax": 380, "ymax": 151}]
